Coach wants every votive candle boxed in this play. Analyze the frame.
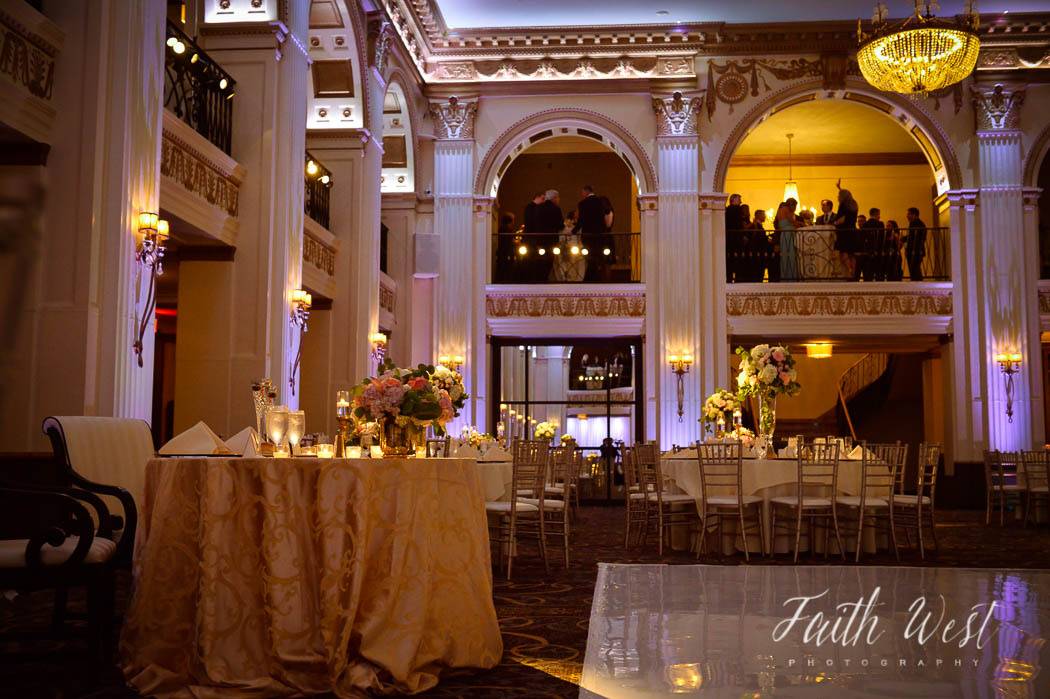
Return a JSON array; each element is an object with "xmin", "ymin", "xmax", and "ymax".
[
  {"xmin": 369, "ymin": 445, "xmax": 384, "ymax": 458},
  {"xmin": 347, "ymin": 445, "xmax": 363, "ymax": 459},
  {"xmin": 316, "ymin": 443, "xmax": 335, "ymax": 458}
]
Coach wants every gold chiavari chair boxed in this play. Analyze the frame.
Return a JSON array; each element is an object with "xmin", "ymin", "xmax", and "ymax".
[
  {"xmin": 622, "ymin": 446, "xmax": 648, "ymax": 548},
  {"xmin": 636, "ymin": 442, "xmax": 699, "ymax": 556},
  {"xmin": 425, "ymin": 436, "xmax": 451, "ymax": 458},
  {"xmin": 485, "ymin": 439, "xmax": 549, "ymax": 579},
  {"xmin": 984, "ymin": 450, "xmax": 1023, "ymax": 526},
  {"xmin": 1019, "ymin": 450, "xmax": 1050, "ymax": 527},
  {"xmin": 519, "ymin": 445, "xmax": 572, "ymax": 567},
  {"xmin": 543, "ymin": 445, "xmax": 581, "ymax": 519},
  {"xmin": 696, "ymin": 442, "xmax": 765, "ymax": 561},
  {"xmin": 770, "ymin": 438, "xmax": 845, "ymax": 563},
  {"xmin": 895, "ymin": 442, "xmax": 942, "ymax": 559},
  {"xmin": 836, "ymin": 442, "xmax": 905, "ymax": 562}
]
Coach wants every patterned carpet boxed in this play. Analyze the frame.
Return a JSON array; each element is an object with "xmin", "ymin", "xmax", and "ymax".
[{"xmin": 1, "ymin": 506, "xmax": 1048, "ymax": 698}]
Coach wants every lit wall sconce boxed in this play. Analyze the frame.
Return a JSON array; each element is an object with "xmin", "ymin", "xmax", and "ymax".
[
  {"xmin": 438, "ymin": 354, "xmax": 465, "ymax": 372},
  {"xmin": 288, "ymin": 289, "xmax": 312, "ymax": 396},
  {"xmin": 994, "ymin": 351, "xmax": 1023, "ymax": 423},
  {"xmin": 668, "ymin": 353, "xmax": 694, "ymax": 422},
  {"xmin": 132, "ymin": 212, "xmax": 169, "ymax": 367},
  {"xmin": 806, "ymin": 342, "xmax": 833, "ymax": 359},
  {"xmin": 369, "ymin": 332, "xmax": 388, "ymax": 363}
]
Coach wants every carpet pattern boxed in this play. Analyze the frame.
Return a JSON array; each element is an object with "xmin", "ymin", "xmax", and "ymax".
[{"xmin": 1, "ymin": 506, "xmax": 1048, "ymax": 698}]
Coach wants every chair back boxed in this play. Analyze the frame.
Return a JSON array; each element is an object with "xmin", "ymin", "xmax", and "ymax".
[
  {"xmin": 796, "ymin": 437, "xmax": 840, "ymax": 502},
  {"xmin": 1020, "ymin": 450, "xmax": 1050, "ymax": 495},
  {"xmin": 915, "ymin": 442, "xmax": 942, "ymax": 503},
  {"xmin": 633, "ymin": 442, "xmax": 662, "ymax": 498},
  {"xmin": 43, "ymin": 416, "xmax": 154, "ymax": 507},
  {"xmin": 696, "ymin": 442, "xmax": 744, "ymax": 506},
  {"xmin": 512, "ymin": 439, "xmax": 549, "ymax": 502},
  {"xmin": 984, "ymin": 450, "xmax": 1020, "ymax": 491},
  {"xmin": 426, "ymin": 437, "xmax": 451, "ymax": 458},
  {"xmin": 622, "ymin": 446, "xmax": 638, "ymax": 501},
  {"xmin": 548, "ymin": 445, "xmax": 573, "ymax": 490},
  {"xmin": 862, "ymin": 442, "xmax": 906, "ymax": 503}
]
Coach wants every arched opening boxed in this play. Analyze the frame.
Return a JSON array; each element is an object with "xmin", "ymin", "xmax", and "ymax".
[
  {"xmin": 491, "ymin": 134, "xmax": 642, "ymax": 284},
  {"xmin": 380, "ymin": 81, "xmax": 415, "ymax": 193},
  {"xmin": 1035, "ymin": 144, "xmax": 1050, "ymax": 280},
  {"xmin": 723, "ymin": 95, "xmax": 949, "ymax": 284}
]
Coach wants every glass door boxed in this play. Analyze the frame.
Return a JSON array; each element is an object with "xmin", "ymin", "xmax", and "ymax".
[{"xmin": 491, "ymin": 337, "xmax": 643, "ymax": 503}]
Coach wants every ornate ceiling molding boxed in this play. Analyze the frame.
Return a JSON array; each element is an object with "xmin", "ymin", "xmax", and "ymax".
[
  {"xmin": 652, "ymin": 91, "xmax": 703, "ymax": 137},
  {"xmin": 971, "ymin": 83, "xmax": 1026, "ymax": 132},
  {"xmin": 428, "ymin": 95, "xmax": 476, "ymax": 139}
]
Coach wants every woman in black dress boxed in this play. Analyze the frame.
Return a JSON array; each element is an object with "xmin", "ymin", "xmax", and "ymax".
[{"xmin": 833, "ymin": 187, "xmax": 859, "ymax": 280}]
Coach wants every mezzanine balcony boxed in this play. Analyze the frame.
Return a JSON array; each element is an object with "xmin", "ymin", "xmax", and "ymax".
[
  {"xmin": 164, "ymin": 20, "xmax": 235, "ymax": 155},
  {"xmin": 491, "ymin": 231, "xmax": 641, "ymax": 284}
]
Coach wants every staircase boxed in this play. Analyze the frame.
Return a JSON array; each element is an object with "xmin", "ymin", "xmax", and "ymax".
[{"xmin": 837, "ymin": 353, "xmax": 891, "ymax": 441}]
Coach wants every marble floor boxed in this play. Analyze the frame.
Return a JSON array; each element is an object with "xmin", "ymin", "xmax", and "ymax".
[{"xmin": 581, "ymin": 564, "xmax": 1050, "ymax": 697}]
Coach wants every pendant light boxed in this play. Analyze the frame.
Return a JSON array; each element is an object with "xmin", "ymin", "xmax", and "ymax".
[{"xmin": 783, "ymin": 133, "xmax": 799, "ymax": 204}]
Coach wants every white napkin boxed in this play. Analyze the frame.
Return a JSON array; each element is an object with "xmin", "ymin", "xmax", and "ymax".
[
  {"xmin": 847, "ymin": 445, "xmax": 877, "ymax": 461},
  {"xmin": 453, "ymin": 444, "xmax": 482, "ymax": 459},
  {"xmin": 481, "ymin": 445, "xmax": 512, "ymax": 462},
  {"xmin": 159, "ymin": 421, "xmax": 233, "ymax": 456},
  {"xmin": 224, "ymin": 427, "xmax": 259, "ymax": 457}
]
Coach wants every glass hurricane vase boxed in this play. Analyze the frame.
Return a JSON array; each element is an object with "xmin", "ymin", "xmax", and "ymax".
[
  {"xmin": 757, "ymin": 394, "xmax": 777, "ymax": 457},
  {"xmin": 378, "ymin": 418, "xmax": 422, "ymax": 457}
]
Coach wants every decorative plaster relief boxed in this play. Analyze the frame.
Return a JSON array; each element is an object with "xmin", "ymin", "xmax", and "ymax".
[
  {"xmin": 161, "ymin": 132, "xmax": 241, "ymax": 217},
  {"xmin": 429, "ymin": 96, "xmax": 477, "ymax": 139},
  {"xmin": 972, "ymin": 83, "xmax": 1026, "ymax": 132},
  {"xmin": 486, "ymin": 290, "xmax": 646, "ymax": 318},
  {"xmin": 653, "ymin": 92, "xmax": 703, "ymax": 137},
  {"xmin": 726, "ymin": 288, "xmax": 952, "ymax": 317}
]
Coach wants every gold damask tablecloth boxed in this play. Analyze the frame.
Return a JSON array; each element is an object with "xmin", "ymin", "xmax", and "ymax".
[{"xmin": 121, "ymin": 457, "xmax": 503, "ymax": 697}]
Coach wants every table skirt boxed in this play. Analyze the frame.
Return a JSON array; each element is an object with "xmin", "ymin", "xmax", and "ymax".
[{"xmin": 121, "ymin": 457, "xmax": 503, "ymax": 697}]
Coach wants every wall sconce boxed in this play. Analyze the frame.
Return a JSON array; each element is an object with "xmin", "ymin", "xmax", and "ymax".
[
  {"xmin": 132, "ymin": 212, "xmax": 169, "ymax": 367},
  {"xmin": 806, "ymin": 343, "xmax": 833, "ymax": 359},
  {"xmin": 369, "ymin": 332, "xmax": 388, "ymax": 363},
  {"xmin": 438, "ymin": 354, "xmax": 465, "ymax": 372},
  {"xmin": 288, "ymin": 289, "xmax": 312, "ymax": 396},
  {"xmin": 994, "ymin": 351, "xmax": 1022, "ymax": 423},
  {"xmin": 668, "ymin": 353, "xmax": 694, "ymax": 422}
]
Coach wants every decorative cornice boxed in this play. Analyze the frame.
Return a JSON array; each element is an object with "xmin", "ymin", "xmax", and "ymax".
[
  {"xmin": 303, "ymin": 229, "xmax": 336, "ymax": 277},
  {"xmin": 0, "ymin": 7, "xmax": 58, "ymax": 101},
  {"xmin": 971, "ymin": 83, "xmax": 1026, "ymax": 132},
  {"xmin": 652, "ymin": 91, "xmax": 703, "ymax": 137},
  {"xmin": 428, "ymin": 95, "xmax": 477, "ymax": 139},
  {"xmin": 430, "ymin": 54, "xmax": 695, "ymax": 83},
  {"xmin": 726, "ymin": 284, "xmax": 953, "ymax": 318}
]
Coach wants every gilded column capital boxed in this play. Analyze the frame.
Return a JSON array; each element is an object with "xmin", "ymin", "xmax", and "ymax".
[
  {"xmin": 971, "ymin": 83, "xmax": 1025, "ymax": 133},
  {"xmin": 428, "ymin": 96, "xmax": 478, "ymax": 140},
  {"xmin": 652, "ymin": 91, "xmax": 703, "ymax": 137}
]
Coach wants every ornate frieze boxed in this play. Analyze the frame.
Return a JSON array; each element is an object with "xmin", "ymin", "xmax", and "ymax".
[
  {"xmin": 486, "ymin": 290, "xmax": 646, "ymax": 318},
  {"xmin": 705, "ymin": 58, "xmax": 830, "ymax": 117},
  {"xmin": 303, "ymin": 231, "xmax": 335, "ymax": 276},
  {"xmin": 0, "ymin": 7, "xmax": 57, "ymax": 101},
  {"xmin": 428, "ymin": 96, "xmax": 477, "ymax": 139},
  {"xmin": 726, "ymin": 288, "xmax": 952, "ymax": 317},
  {"xmin": 379, "ymin": 275, "xmax": 396, "ymax": 314},
  {"xmin": 971, "ymin": 83, "xmax": 1025, "ymax": 132},
  {"xmin": 431, "ymin": 54, "xmax": 695, "ymax": 82},
  {"xmin": 161, "ymin": 131, "xmax": 240, "ymax": 217},
  {"xmin": 652, "ymin": 92, "xmax": 702, "ymax": 137}
]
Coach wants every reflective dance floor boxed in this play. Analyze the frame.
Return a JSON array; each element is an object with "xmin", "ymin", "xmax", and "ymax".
[{"xmin": 581, "ymin": 564, "xmax": 1050, "ymax": 698}]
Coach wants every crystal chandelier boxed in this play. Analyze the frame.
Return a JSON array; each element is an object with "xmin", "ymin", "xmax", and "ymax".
[{"xmin": 857, "ymin": 1, "xmax": 980, "ymax": 95}]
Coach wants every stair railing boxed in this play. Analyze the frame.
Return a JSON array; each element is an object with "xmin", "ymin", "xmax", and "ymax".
[{"xmin": 838, "ymin": 353, "xmax": 889, "ymax": 441}]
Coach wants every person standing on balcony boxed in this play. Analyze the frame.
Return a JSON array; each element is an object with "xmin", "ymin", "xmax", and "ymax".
[
  {"xmin": 860, "ymin": 207, "xmax": 885, "ymax": 281},
  {"xmin": 523, "ymin": 191, "xmax": 544, "ymax": 234},
  {"xmin": 832, "ymin": 183, "xmax": 859, "ymax": 280},
  {"xmin": 776, "ymin": 200, "xmax": 799, "ymax": 282},
  {"xmin": 727, "ymin": 204, "xmax": 752, "ymax": 282},
  {"xmin": 747, "ymin": 208, "xmax": 771, "ymax": 282},
  {"xmin": 575, "ymin": 185, "xmax": 610, "ymax": 281},
  {"xmin": 904, "ymin": 207, "xmax": 927, "ymax": 282},
  {"xmin": 885, "ymin": 219, "xmax": 904, "ymax": 281},
  {"xmin": 816, "ymin": 199, "xmax": 836, "ymax": 225},
  {"xmin": 532, "ymin": 190, "xmax": 563, "ymax": 281}
]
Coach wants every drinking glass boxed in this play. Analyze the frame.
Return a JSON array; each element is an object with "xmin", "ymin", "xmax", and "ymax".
[
  {"xmin": 287, "ymin": 410, "xmax": 305, "ymax": 452},
  {"xmin": 265, "ymin": 406, "xmax": 289, "ymax": 453}
]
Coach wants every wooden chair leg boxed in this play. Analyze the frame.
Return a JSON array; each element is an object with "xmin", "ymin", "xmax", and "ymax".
[
  {"xmin": 792, "ymin": 511, "xmax": 803, "ymax": 564},
  {"xmin": 832, "ymin": 509, "xmax": 846, "ymax": 561},
  {"xmin": 739, "ymin": 510, "xmax": 750, "ymax": 562},
  {"xmin": 889, "ymin": 510, "xmax": 900, "ymax": 562},
  {"xmin": 854, "ymin": 509, "xmax": 864, "ymax": 563}
]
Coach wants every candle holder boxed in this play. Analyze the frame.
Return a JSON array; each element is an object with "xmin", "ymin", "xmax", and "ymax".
[{"xmin": 335, "ymin": 389, "xmax": 352, "ymax": 457}]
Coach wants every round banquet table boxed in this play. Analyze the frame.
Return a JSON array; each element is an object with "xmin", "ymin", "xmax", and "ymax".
[
  {"xmin": 121, "ymin": 457, "xmax": 503, "ymax": 698},
  {"xmin": 477, "ymin": 459, "xmax": 513, "ymax": 501},
  {"xmin": 662, "ymin": 451, "xmax": 888, "ymax": 555}
]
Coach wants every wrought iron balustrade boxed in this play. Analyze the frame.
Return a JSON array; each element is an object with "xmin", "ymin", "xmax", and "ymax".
[
  {"xmin": 304, "ymin": 152, "xmax": 332, "ymax": 229},
  {"xmin": 491, "ymin": 231, "xmax": 641, "ymax": 284},
  {"xmin": 164, "ymin": 20, "xmax": 235, "ymax": 155},
  {"xmin": 725, "ymin": 225, "xmax": 950, "ymax": 283}
]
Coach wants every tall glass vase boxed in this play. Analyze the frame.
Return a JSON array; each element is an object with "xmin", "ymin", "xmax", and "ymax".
[{"xmin": 758, "ymin": 394, "xmax": 777, "ymax": 457}]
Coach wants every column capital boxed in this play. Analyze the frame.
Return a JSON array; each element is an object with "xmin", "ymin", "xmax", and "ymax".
[
  {"xmin": 971, "ymin": 82, "xmax": 1026, "ymax": 133},
  {"xmin": 699, "ymin": 193, "xmax": 728, "ymax": 212},
  {"xmin": 429, "ymin": 96, "xmax": 478, "ymax": 140},
  {"xmin": 367, "ymin": 14, "xmax": 395, "ymax": 77},
  {"xmin": 638, "ymin": 194, "xmax": 659, "ymax": 212},
  {"xmin": 651, "ymin": 91, "xmax": 703, "ymax": 137},
  {"xmin": 473, "ymin": 196, "xmax": 495, "ymax": 217}
]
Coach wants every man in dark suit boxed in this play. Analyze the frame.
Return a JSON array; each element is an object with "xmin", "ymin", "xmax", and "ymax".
[
  {"xmin": 859, "ymin": 207, "xmax": 885, "ymax": 281},
  {"xmin": 529, "ymin": 190, "xmax": 562, "ymax": 280},
  {"xmin": 574, "ymin": 185, "xmax": 611, "ymax": 280},
  {"xmin": 523, "ymin": 191, "xmax": 544, "ymax": 233},
  {"xmin": 904, "ymin": 207, "xmax": 927, "ymax": 281}
]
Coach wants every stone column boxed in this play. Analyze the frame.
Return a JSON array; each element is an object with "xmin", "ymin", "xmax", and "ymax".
[
  {"xmin": 651, "ymin": 92, "xmax": 703, "ymax": 448},
  {"xmin": 176, "ymin": 11, "xmax": 309, "ymax": 433},
  {"xmin": 429, "ymin": 96, "xmax": 480, "ymax": 430},
  {"xmin": 1, "ymin": 0, "xmax": 165, "ymax": 450},
  {"xmin": 699, "ymin": 192, "xmax": 730, "ymax": 399},
  {"xmin": 968, "ymin": 83, "xmax": 1040, "ymax": 452},
  {"xmin": 639, "ymin": 194, "xmax": 659, "ymax": 441}
]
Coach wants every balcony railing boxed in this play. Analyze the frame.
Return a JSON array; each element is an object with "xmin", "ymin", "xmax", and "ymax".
[
  {"xmin": 726, "ymin": 226, "xmax": 950, "ymax": 283},
  {"xmin": 164, "ymin": 20, "xmax": 235, "ymax": 155},
  {"xmin": 492, "ymin": 231, "xmax": 641, "ymax": 284},
  {"xmin": 304, "ymin": 152, "xmax": 332, "ymax": 230}
]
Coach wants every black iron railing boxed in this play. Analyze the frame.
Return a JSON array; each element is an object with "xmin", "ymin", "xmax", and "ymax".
[
  {"xmin": 726, "ymin": 226, "xmax": 950, "ymax": 282},
  {"xmin": 492, "ymin": 231, "xmax": 641, "ymax": 284},
  {"xmin": 304, "ymin": 152, "xmax": 333, "ymax": 229},
  {"xmin": 164, "ymin": 20, "xmax": 235, "ymax": 154}
]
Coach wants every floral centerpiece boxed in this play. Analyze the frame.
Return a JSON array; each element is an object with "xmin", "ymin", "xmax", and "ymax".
[
  {"xmin": 352, "ymin": 359, "xmax": 468, "ymax": 455},
  {"xmin": 702, "ymin": 389, "xmax": 742, "ymax": 436},
  {"xmin": 460, "ymin": 425, "xmax": 495, "ymax": 449},
  {"xmin": 534, "ymin": 421, "xmax": 557, "ymax": 442},
  {"xmin": 735, "ymin": 344, "xmax": 800, "ymax": 453},
  {"xmin": 560, "ymin": 433, "xmax": 577, "ymax": 446}
]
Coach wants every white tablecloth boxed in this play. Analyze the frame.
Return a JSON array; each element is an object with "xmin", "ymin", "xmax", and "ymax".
[{"xmin": 478, "ymin": 460, "xmax": 513, "ymax": 501}]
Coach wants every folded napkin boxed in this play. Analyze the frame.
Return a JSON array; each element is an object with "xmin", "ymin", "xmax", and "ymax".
[
  {"xmin": 481, "ymin": 445, "xmax": 512, "ymax": 462},
  {"xmin": 452, "ymin": 444, "xmax": 482, "ymax": 459},
  {"xmin": 159, "ymin": 421, "xmax": 233, "ymax": 456},
  {"xmin": 224, "ymin": 426, "xmax": 259, "ymax": 457},
  {"xmin": 847, "ymin": 445, "xmax": 877, "ymax": 461}
]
